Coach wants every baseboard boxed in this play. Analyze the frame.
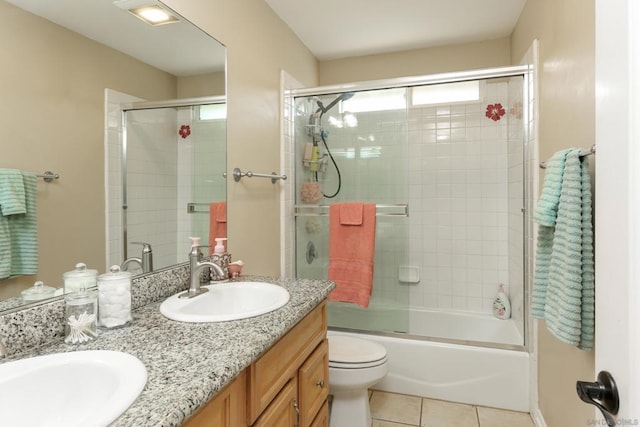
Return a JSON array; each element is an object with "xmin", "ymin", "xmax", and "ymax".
[{"xmin": 531, "ymin": 407, "xmax": 547, "ymax": 427}]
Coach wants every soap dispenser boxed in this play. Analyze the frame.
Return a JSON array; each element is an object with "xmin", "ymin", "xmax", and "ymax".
[
  {"xmin": 189, "ymin": 236, "xmax": 203, "ymax": 258},
  {"xmin": 493, "ymin": 283, "xmax": 511, "ymax": 319},
  {"xmin": 210, "ymin": 237, "xmax": 230, "ymax": 281}
]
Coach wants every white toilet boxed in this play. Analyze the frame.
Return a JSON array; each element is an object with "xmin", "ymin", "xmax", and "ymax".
[{"xmin": 328, "ymin": 332, "xmax": 389, "ymax": 427}]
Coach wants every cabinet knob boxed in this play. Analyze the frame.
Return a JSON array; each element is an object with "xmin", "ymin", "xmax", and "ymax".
[{"xmin": 315, "ymin": 379, "xmax": 325, "ymax": 388}]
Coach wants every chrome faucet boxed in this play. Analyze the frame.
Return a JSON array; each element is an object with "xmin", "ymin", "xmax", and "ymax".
[
  {"xmin": 121, "ymin": 242, "xmax": 153, "ymax": 273},
  {"xmin": 180, "ymin": 245, "xmax": 225, "ymax": 299}
]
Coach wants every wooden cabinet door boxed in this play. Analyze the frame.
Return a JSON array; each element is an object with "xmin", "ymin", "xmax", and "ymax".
[
  {"xmin": 308, "ymin": 400, "xmax": 329, "ymax": 427},
  {"xmin": 247, "ymin": 302, "xmax": 326, "ymax": 424},
  {"xmin": 298, "ymin": 340, "xmax": 329, "ymax": 427},
  {"xmin": 253, "ymin": 379, "xmax": 298, "ymax": 427},
  {"xmin": 183, "ymin": 371, "xmax": 246, "ymax": 427}
]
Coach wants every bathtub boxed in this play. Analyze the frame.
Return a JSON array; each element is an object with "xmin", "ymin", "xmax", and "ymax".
[
  {"xmin": 328, "ymin": 305, "xmax": 530, "ymax": 412},
  {"xmin": 328, "ymin": 301, "xmax": 524, "ymax": 346}
]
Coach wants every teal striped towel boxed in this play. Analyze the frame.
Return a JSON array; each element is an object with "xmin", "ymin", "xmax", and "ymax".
[
  {"xmin": 0, "ymin": 169, "xmax": 27, "ymax": 215},
  {"xmin": 534, "ymin": 149, "xmax": 572, "ymax": 226},
  {"xmin": 0, "ymin": 171, "xmax": 38, "ymax": 278},
  {"xmin": 533, "ymin": 149, "xmax": 595, "ymax": 350},
  {"xmin": 532, "ymin": 149, "xmax": 571, "ymax": 317}
]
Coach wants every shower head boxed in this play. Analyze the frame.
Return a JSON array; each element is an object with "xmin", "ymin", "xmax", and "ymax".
[{"xmin": 315, "ymin": 92, "xmax": 355, "ymax": 115}]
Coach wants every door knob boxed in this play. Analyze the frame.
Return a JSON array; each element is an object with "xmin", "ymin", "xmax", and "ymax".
[{"xmin": 576, "ymin": 371, "xmax": 619, "ymax": 427}]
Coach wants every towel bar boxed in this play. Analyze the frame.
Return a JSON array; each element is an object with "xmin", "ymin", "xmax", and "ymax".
[
  {"xmin": 294, "ymin": 204, "xmax": 408, "ymax": 217},
  {"xmin": 36, "ymin": 171, "xmax": 59, "ymax": 182},
  {"xmin": 232, "ymin": 167, "xmax": 287, "ymax": 184},
  {"xmin": 539, "ymin": 145, "xmax": 595, "ymax": 169}
]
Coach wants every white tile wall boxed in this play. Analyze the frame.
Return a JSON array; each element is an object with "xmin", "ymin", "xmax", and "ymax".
[
  {"xmin": 406, "ymin": 80, "xmax": 523, "ymax": 315},
  {"xmin": 125, "ymin": 107, "xmax": 179, "ymax": 270}
]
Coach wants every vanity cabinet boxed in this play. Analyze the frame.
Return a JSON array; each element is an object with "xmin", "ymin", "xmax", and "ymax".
[
  {"xmin": 183, "ymin": 370, "xmax": 247, "ymax": 427},
  {"xmin": 249, "ymin": 301, "xmax": 328, "ymax": 426},
  {"xmin": 183, "ymin": 301, "xmax": 328, "ymax": 427}
]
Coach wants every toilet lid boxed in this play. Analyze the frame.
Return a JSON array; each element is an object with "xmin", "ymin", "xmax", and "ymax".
[{"xmin": 328, "ymin": 335, "xmax": 387, "ymax": 366}]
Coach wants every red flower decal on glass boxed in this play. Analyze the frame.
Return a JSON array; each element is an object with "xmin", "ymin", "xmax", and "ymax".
[
  {"xmin": 179, "ymin": 124, "xmax": 191, "ymax": 139},
  {"xmin": 510, "ymin": 101, "xmax": 523, "ymax": 120},
  {"xmin": 485, "ymin": 103, "xmax": 506, "ymax": 121}
]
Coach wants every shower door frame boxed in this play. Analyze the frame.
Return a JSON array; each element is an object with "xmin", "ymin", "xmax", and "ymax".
[{"xmin": 286, "ymin": 65, "xmax": 533, "ymax": 352}]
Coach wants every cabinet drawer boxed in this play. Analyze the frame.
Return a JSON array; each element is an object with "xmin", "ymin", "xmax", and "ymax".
[
  {"xmin": 253, "ymin": 379, "xmax": 298, "ymax": 427},
  {"xmin": 247, "ymin": 302, "xmax": 327, "ymax": 424},
  {"xmin": 298, "ymin": 339, "xmax": 329, "ymax": 427}
]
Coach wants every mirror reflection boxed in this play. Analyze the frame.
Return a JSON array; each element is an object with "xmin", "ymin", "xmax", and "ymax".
[
  {"xmin": 0, "ymin": 0, "xmax": 226, "ymax": 310},
  {"xmin": 107, "ymin": 98, "xmax": 227, "ymax": 275}
]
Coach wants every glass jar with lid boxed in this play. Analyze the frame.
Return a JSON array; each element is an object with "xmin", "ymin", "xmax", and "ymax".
[
  {"xmin": 97, "ymin": 265, "xmax": 132, "ymax": 328},
  {"xmin": 21, "ymin": 281, "xmax": 57, "ymax": 302},
  {"xmin": 64, "ymin": 289, "xmax": 98, "ymax": 344},
  {"xmin": 63, "ymin": 262, "xmax": 98, "ymax": 294}
]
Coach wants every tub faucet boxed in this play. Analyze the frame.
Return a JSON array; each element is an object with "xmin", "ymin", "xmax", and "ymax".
[
  {"xmin": 121, "ymin": 242, "xmax": 153, "ymax": 273},
  {"xmin": 180, "ymin": 245, "xmax": 225, "ymax": 299}
]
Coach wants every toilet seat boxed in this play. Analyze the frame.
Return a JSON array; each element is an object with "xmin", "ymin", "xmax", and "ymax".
[{"xmin": 328, "ymin": 335, "xmax": 388, "ymax": 369}]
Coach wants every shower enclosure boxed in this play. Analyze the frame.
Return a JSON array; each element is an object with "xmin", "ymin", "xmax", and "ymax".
[
  {"xmin": 286, "ymin": 66, "xmax": 532, "ymax": 350},
  {"xmin": 105, "ymin": 95, "xmax": 226, "ymax": 273}
]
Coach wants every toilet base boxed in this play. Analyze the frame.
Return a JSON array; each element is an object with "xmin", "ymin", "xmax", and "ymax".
[{"xmin": 329, "ymin": 389, "xmax": 371, "ymax": 427}]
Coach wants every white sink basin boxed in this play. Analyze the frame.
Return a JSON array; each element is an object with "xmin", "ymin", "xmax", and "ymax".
[
  {"xmin": 160, "ymin": 281, "xmax": 290, "ymax": 322},
  {"xmin": 0, "ymin": 350, "xmax": 147, "ymax": 427}
]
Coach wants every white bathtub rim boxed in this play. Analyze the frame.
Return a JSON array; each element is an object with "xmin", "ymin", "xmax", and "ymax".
[{"xmin": 329, "ymin": 326, "xmax": 527, "ymax": 352}]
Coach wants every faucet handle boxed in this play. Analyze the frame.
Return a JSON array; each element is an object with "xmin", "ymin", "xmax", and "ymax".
[{"xmin": 131, "ymin": 242, "xmax": 152, "ymax": 253}]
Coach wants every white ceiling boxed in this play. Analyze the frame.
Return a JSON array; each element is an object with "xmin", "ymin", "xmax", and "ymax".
[
  {"xmin": 265, "ymin": 0, "xmax": 527, "ymax": 60},
  {"xmin": 7, "ymin": 0, "xmax": 527, "ymax": 75},
  {"xmin": 5, "ymin": 0, "xmax": 225, "ymax": 76}
]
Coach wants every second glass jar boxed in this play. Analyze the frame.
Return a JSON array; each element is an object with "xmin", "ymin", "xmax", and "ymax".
[{"xmin": 97, "ymin": 265, "xmax": 132, "ymax": 328}]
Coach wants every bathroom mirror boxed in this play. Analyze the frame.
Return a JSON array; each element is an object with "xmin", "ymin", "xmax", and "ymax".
[{"xmin": 0, "ymin": 0, "xmax": 226, "ymax": 311}]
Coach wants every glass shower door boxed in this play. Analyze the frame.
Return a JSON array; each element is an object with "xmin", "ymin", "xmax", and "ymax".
[{"xmin": 293, "ymin": 88, "xmax": 411, "ymax": 334}]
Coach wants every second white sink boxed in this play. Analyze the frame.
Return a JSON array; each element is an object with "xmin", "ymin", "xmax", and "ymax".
[
  {"xmin": 160, "ymin": 281, "xmax": 290, "ymax": 322},
  {"xmin": 0, "ymin": 350, "xmax": 147, "ymax": 427}
]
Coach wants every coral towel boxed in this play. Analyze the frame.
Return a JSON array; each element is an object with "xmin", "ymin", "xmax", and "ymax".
[
  {"xmin": 208, "ymin": 202, "xmax": 227, "ymax": 255},
  {"xmin": 328, "ymin": 203, "xmax": 376, "ymax": 307}
]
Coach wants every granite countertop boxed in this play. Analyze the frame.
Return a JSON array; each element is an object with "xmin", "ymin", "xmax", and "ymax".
[{"xmin": 6, "ymin": 276, "xmax": 335, "ymax": 427}]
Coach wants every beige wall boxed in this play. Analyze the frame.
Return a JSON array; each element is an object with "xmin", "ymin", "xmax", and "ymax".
[
  {"xmin": 0, "ymin": 0, "xmax": 177, "ymax": 299},
  {"xmin": 511, "ymin": 0, "xmax": 596, "ymax": 425},
  {"xmin": 319, "ymin": 37, "xmax": 511, "ymax": 85},
  {"xmin": 177, "ymin": 71, "xmax": 226, "ymax": 98},
  {"xmin": 162, "ymin": 0, "xmax": 318, "ymax": 276}
]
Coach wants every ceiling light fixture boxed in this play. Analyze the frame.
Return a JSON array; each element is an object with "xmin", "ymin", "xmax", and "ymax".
[
  {"xmin": 113, "ymin": 0, "xmax": 179, "ymax": 26},
  {"xmin": 129, "ymin": 5, "xmax": 178, "ymax": 25}
]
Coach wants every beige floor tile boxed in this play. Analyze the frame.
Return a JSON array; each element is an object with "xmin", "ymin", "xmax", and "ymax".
[
  {"xmin": 370, "ymin": 391, "xmax": 422, "ymax": 425},
  {"xmin": 476, "ymin": 406, "xmax": 535, "ymax": 427},
  {"xmin": 372, "ymin": 420, "xmax": 417, "ymax": 427},
  {"xmin": 421, "ymin": 398, "xmax": 479, "ymax": 427}
]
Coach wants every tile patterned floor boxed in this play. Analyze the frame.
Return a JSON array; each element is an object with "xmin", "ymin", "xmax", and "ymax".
[{"xmin": 368, "ymin": 390, "xmax": 536, "ymax": 427}]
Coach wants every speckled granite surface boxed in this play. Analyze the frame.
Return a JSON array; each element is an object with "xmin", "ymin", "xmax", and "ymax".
[
  {"xmin": 1, "ymin": 275, "xmax": 334, "ymax": 427},
  {"xmin": 0, "ymin": 263, "xmax": 194, "ymax": 357}
]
